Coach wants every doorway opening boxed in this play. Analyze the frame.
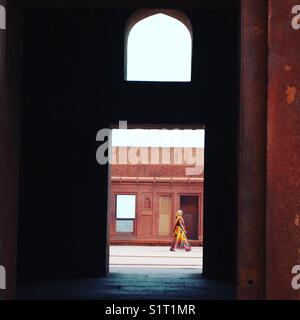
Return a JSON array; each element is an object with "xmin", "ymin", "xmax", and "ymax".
[
  {"xmin": 108, "ymin": 126, "xmax": 205, "ymax": 273},
  {"xmin": 180, "ymin": 196, "xmax": 200, "ymax": 240}
]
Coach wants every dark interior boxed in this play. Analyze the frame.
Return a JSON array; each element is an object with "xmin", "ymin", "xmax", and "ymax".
[
  {"xmin": 17, "ymin": 3, "xmax": 240, "ymax": 289},
  {"xmin": 180, "ymin": 196, "xmax": 199, "ymax": 240}
]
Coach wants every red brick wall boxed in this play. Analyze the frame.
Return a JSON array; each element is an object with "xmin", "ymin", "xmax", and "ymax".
[
  {"xmin": 112, "ymin": 164, "xmax": 204, "ymax": 178},
  {"xmin": 110, "ymin": 181, "xmax": 204, "ymax": 245},
  {"xmin": 110, "ymin": 148, "xmax": 204, "ymax": 244}
]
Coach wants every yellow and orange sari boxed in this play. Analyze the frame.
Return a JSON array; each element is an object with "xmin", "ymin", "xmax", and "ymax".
[{"xmin": 170, "ymin": 215, "xmax": 192, "ymax": 251}]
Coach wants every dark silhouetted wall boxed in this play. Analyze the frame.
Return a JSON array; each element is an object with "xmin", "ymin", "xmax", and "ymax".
[{"xmin": 17, "ymin": 7, "xmax": 239, "ymax": 283}]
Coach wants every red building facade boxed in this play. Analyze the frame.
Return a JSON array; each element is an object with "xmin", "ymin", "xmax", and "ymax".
[{"xmin": 110, "ymin": 147, "xmax": 204, "ymax": 246}]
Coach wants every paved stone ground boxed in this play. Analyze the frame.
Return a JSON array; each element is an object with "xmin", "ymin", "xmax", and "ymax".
[
  {"xmin": 109, "ymin": 245, "xmax": 203, "ymax": 269},
  {"xmin": 17, "ymin": 246, "xmax": 234, "ymax": 300}
]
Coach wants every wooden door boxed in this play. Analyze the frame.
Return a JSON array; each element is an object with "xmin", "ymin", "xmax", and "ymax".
[
  {"xmin": 180, "ymin": 196, "xmax": 199, "ymax": 240},
  {"xmin": 159, "ymin": 195, "xmax": 172, "ymax": 236}
]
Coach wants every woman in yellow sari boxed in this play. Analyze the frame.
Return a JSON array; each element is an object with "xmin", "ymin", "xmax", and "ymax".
[{"xmin": 170, "ymin": 210, "xmax": 192, "ymax": 252}]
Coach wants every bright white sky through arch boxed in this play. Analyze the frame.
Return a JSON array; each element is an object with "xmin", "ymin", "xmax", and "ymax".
[
  {"xmin": 126, "ymin": 13, "xmax": 192, "ymax": 82},
  {"xmin": 112, "ymin": 129, "xmax": 205, "ymax": 148}
]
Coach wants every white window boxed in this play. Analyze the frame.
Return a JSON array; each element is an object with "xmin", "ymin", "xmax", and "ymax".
[
  {"xmin": 115, "ymin": 195, "xmax": 136, "ymax": 233},
  {"xmin": 116, "ymin": 194, "xmax": 136, "ymax": 219},
  {"xmin": 126, "ymin": 13, "xmax": 192, "ymax": 82}
]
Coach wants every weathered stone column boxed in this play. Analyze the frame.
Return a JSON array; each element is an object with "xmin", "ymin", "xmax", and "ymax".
[
  {"xmin": 237, "ymin": 0, "xmax": 268, "ymax": 299},
  {"xmin": 266, "ymin": 0, "xmax": 300, "ymax": 300}
]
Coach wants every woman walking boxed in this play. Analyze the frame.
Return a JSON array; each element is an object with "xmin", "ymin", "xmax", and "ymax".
[{"xmin": 170, "ymin": 210, "xmax": 192, "ymax": 252}]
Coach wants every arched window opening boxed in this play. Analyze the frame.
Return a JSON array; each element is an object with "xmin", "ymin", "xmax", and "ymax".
[
  {"xmin": 144, "ymin": 198, "xmax": 151, "ymax": 209},
  {"xmin": 125, "ymin": 11, "xmax": 192, "ymax": 82}
]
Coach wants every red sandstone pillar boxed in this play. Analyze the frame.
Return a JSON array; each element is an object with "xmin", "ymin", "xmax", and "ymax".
[
  {"xmin": 237, "ymin": 0, "xmax": 268, "ymax": 299},
  {"xmin": 266, "ymin": 0, "xmax": 300, "ymax": 300}
]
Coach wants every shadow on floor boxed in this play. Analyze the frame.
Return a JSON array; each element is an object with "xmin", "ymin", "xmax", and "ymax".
[{"xmin": 17, "ymin": 267, "xmax": 235, "ymax": 300}]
